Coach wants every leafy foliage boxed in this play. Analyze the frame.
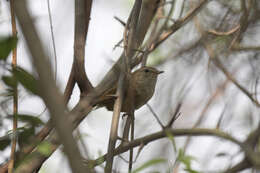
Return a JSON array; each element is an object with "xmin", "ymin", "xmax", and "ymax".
[
  {"xmin": 0, "ymin": 36, "xmax": 18, "ymax": 61},
  {"xmin": 14, "ymin": 114, "xmax": 44, "ymax": 127},
  {"xmin": 177, "ymin": 149, "xmax": 199, "ymax": 173},
  {"xmin": 12, "ymin": 67, "xmax": 39, "ymax": 95},
  {"xmin": 132, "ymin": 158, "xmax": 166, "ymax": 173},
  {"xmin": 37, "ymin": 141, "xmax": 52, "ymax": 156},
  {"xmin": 2, "ymin": 75, "xmax": 17, "ymax": 88},
  {"xmin": 18, "ymin": 126, "xmax": 35, "ymax": 147},
  {"xmin": 0, "ymin": 137, "xmax": 11, "ymax": 151},
  {"xmin": 4, "ymin": 114, "xmax": 44, "ymax": 149}
]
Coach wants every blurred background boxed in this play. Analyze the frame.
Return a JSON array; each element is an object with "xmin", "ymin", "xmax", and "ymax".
[{"xmin": 1, "ymin": 0, "xmax": 260, "ymax": 172}]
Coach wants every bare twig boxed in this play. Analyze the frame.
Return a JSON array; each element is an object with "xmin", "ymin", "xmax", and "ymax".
[
  {"xmin": 152, "ymin": 0, "xmax": 209, "ymax": 50},
  {"xmin": 128, "ymin": 114, "xmax": 135, "ymax": 172},
  {"xmin": 47, "ymin": 0, "xmax": 57, "ymax": 81},
  {"xmin": 207, "ymin": 25, "xmax": 240, "ymax": 36},
  {"xmin": 213, "ymin": 57, "xmax": 260, "ymax": 107},
  {"xmin": 146, "ymin": 103, "xmax": 164, "ymax": 129},
  {"xmin": 224, "ymin": 159, "xmax": 250, "ymax": 173},
  {"xmin": 114, "ymin": 16, "xmax": 126, "ymax": 27},
  {"xmin": 166, "ymin": 103, "xmax": 182, "ymax": 128},
  {"xmin": 229, "ymin": 0, "xmax": 250, "ymax": 49},
  {"xmin": 141, "ymin": 0, "xmax": 166, "ymax": 66},
  {"xmin": 232, "ymin": 45, "xmax": 260, "ymax": 51}
]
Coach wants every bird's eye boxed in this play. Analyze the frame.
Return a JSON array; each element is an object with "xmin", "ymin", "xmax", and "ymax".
[{"xmin": 144, "ymin": 69, "xmax": 149, "ymax": 73}]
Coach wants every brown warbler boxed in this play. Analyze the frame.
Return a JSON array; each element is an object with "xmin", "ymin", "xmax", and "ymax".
[{"xmin": 97, "ymin": 66, "xmax": 163, "ymax": 112}]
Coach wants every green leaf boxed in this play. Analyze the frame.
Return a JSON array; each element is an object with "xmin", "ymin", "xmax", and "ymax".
[
  {"xmin": 177, "ymin": 149, "xmax": 198, "ymax": 173},
  {"xmin": 7, "ymin": 114, "xmax": 44, "ymax": 127},
  {"xmin": 18, "ymin": 127, "xmax": 35, "ymax": 147},
  {"xmin": 12, "ymin": 67, "xmax": 39, "ymax": 95},
  {"xmin": 0, "ymin": 36, "xmax": 18, "ymax": 61},
  {"xmin": 184, "ymin": 168, "xmax": 200, "ymax": 173},
  {"xmin": 132, "ymin": 158, "xmax": 166, "ymax": 173},
  {"xmin": 0, "ymin": 137, "xmax": 11, "ymax": 150},
  {"xmin": 18, "ymin": 114, "xmax": 44, "ymax": 126},
  {"xmin": 1, "ymin": 88, "xmax": 14, "ymax": 97},
  {"xmin": 37, "ymin": 141, "xmax": 52, "ymax": 156},
  {"xmin": 2, "ymin": 75, "xmax": 17, "ymax": 88}
]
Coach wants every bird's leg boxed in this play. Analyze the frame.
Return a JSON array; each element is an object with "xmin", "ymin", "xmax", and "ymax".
[{"xmin": 120, "ymin": 114, "xmax": 132, "ymax": 146}]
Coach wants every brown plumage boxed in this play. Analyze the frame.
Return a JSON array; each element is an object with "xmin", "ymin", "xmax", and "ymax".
[{"xmin": 97, "ymin": 66, "xmax": 163, "ymax": 112}]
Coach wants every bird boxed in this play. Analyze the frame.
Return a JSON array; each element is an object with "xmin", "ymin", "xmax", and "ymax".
[{"xmin": 97, "ymin": 66, "xmax": 163, "ymax": 112}]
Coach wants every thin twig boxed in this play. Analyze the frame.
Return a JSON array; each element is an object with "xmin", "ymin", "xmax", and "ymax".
[
  {"xmin": 76, "ymin": 129, "xmax": 90, "ymax": 159},
  {"xmin": 223, "ymin": 158, "xmax": 250, "ymax": 173},
  {"xmin": 47, "ymin": 0, "xmax": 57, "ymax": 81},
  {"xmin": 141, "ymin": 0, "xmax": 165, "ymax": 66},
  {"xmin": 207, "ymin": 25, "xmax": 240, "ymax": 36},
  {"xmin": 166, "ymin": 103, "xmax": 182, "ymax": 128},
  {"xmin": 114, "ymin": 16, "xmax": 126, "ymax": 27},
  {"xmin": 128, "ymin": 115, "xmax": 135, "ymax": 172},
  {"xmin": 146, "ymin": 103, "xmax": 164, "ymax": 129},
  {"xmin": 153, "ymin": 0, "xmax": 209, "ymax": 50},
  {"xmin": 214, "ymin": 57, "xmax": 260, "ymax": 107}
]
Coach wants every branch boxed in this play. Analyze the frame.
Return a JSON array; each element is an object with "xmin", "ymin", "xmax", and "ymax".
[
  {"xmin": 213, "ymin": 57, "xmax": 260, "ymax": 107},
  {"xmin": 1, "ymin": 0, "xmax": 160, "ymax": 172},
  {"xmin": 232, "ymin": 45, "xmax": 260, "ymax": 51},
  {"xmin": 224, "ymin": 159, "xmax": 250, "ymax": 173},
  {"xmin": 13, "ymin": 1, "xmax": 90, "ymax": 173},
  {"xmin": 105, "ymin": 73, "xmax": 126, "ymax": 173},
  {"xmin": 106, "ymin": 1, "xmax": 143, "ymax": 172},
  {"xmin": 73, "ymin": 0, "xmax": 93, "ymax": 94},
  {"xmin": 90, "ymin": 128, "xmax": 244, "ymax": 167},
  {"xmin": 207, "ymin": 25, "xmax": 240, "ymax": 36},
  {"xmin": 152, "ymin": 0, "xmax": 209, "ymax": 50}
]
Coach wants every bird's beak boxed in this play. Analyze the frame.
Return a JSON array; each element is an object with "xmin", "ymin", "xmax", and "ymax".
[{"xmin": 157, "ymin": 70, "xmax": 164, "ymax": 74}]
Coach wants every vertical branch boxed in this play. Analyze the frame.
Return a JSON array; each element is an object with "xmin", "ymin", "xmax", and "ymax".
[
  {"xmin": 105, "ymin": 73, "xmax": 125, "ymax": 173},
  {"xmin": 65, "ymin": 0, "xmax": 94, "ymax": 102},
  {"xmin": 127, "ymin": 77, "xmax": 135, "ymax": 172},
  {"xmin": 105, "ymin": 1, "xmax": 142, "ymax": 172},
  {"xmin": 73, "ymin": 0, "xmax": 93, "ymax": 95},
  {"xmin": 128, "ymin": 113, "xmax": 135, "ymax": 172},
  {"xmin": 105, "ymin": 6, "xmax": 142, "ymax": 165},
  {"xmin": 8, "ymin": 0, "xmax": 18, "ymax": 172},
  {"xmin": 47, "ymin": 0, "xmax": 58, "ymax": 81},
  {"xmin": 124, "ymin": 1, "xmax": 141, "ymax": 171},
  {"xmin": 142, "ymin": 0, "xmax": 175, "ymax": 66},
  {"xmin": 13, "ymin": 1, "xmax": 90, "ymax": 173},
  {"xmin": 124, "ymin": 0, "xmax": 142, "ymax": 72}
]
